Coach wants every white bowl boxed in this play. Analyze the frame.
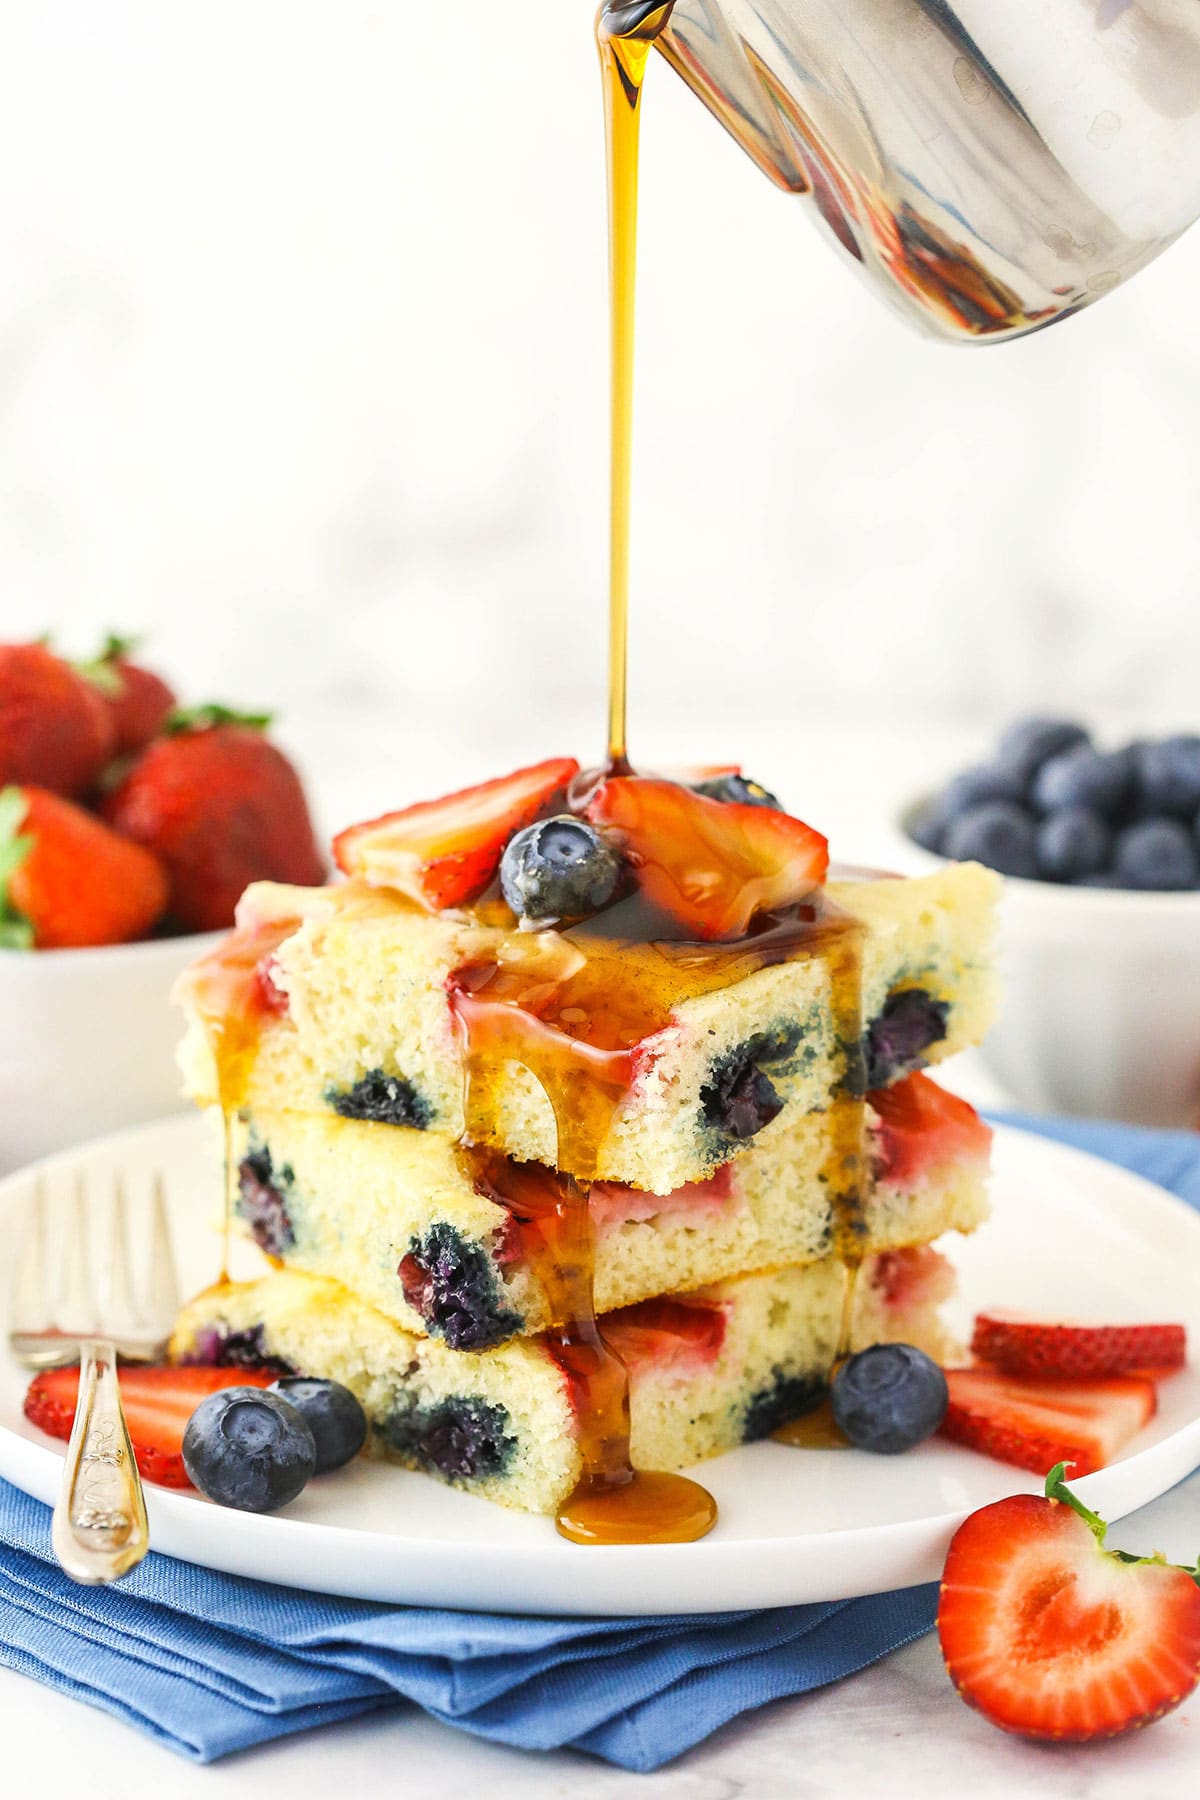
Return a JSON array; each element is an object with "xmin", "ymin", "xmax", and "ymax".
[
  {"xmin": 894, "ymin": 801, "xmax": 1200, "ymax": 1128},
  {"xmin": 0, "ymin": 931, "xmax": 223, "ymax": 1173}
]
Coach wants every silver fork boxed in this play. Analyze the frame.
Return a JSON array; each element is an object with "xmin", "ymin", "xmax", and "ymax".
[{"xmin": 9, "ymin": 1172, "xmax": 180, "ymax": 1585}]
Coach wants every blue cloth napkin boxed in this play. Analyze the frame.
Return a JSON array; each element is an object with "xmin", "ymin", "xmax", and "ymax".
[{"xmin": 1, "ymin": 1112, "xmax": 1196, "ymax": 1770}]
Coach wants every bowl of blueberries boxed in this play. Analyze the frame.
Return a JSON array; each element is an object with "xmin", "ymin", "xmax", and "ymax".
[{"xmin": 902, "ymin": 718, "xmax": 1200, "ymax": 1128}]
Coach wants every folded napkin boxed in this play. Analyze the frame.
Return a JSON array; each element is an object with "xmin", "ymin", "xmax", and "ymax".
[{"xmin": 1, "ymin": 1111, "xmax": 1196, "ymax": 1771}]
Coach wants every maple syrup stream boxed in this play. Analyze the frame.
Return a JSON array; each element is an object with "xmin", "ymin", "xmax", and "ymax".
[{"xmin": 194, "ymin": 0, "xmax": 865, "ymax": 1535}]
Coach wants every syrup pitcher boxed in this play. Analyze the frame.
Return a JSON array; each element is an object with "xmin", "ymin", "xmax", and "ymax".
[{"xmin": 622, "ymin": 0, "xmax": 1200, "ymax": 342}]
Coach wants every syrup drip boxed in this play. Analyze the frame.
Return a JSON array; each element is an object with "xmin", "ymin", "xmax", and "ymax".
[
  {"xmin": 467, "ymin": 1148, "xmax": 715, "ymax": 1542},
  {"xmin": 599, "ymin": 0, "xmax": 674, "ymax": 773},
  {"xmin": 448, "ymin": 900, "xmax": 837, "ymax": 1178},
  {"xmin": 178, "ymin": 0, "xmax": 868, "ymax": 1537},
  {"xmin": 772, "ymin": 1399, "xmax": 848, "ymax": 1451}
]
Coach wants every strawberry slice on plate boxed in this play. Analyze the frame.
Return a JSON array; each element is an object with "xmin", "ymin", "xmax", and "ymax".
[
  {"xmin": 586, "ymin": 776, "xmax": 828, "ymax": 939},
  {"xmin": 971, "ymin": 1312, "xmax": 1187, "ymax": 1381},
  {"xmin": 939, "ymin": 1368, "xmax": 1156, "ymax": 1477},
  {"xmin": 938, "ymin": 1463, "xmax": 1200, "ymax": 1743},
  {"xmin": 334, "ymin": 757, "xmax": 580, "ymax": 911},
  {"xmin": 24, "ymin": 1364, "xmax": 275, "ymax": 1489}
]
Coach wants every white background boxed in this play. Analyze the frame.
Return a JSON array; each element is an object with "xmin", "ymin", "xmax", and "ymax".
[{"xmin": 0, "ymin": 0, "xmax": 1198, "ymax": 830}]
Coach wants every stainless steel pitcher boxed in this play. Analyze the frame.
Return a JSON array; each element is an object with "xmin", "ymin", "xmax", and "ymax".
[{"xmin": 651, "ymin": 0, "xmax": 1200, "ymax": 342}]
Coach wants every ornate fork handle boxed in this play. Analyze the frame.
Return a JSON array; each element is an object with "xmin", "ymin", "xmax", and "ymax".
[{"xmin": 51, "ymin": 1340, "xmax": 149, "ymax": 1585}]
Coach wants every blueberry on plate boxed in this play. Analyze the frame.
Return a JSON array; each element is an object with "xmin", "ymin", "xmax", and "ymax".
[
  {"xmin": 1113, "ymin": 818, "xmax": 1199, "ymax": 891},
  {"xmin": 693, "ymin": 772, "xmax": 782, "ymax": 810},
  {"xmin": 182, "ymin": 1387, "xmax": 316, "ymax": 1512},
  {"xmin": 1035, "ymin": 807, "xmax": 1111, "ymax": 883},
  {"xmin": 942, "ymin": 801, "xmax": 1038, "ymax": 878},
  {"xmin": 830, "ymin": 1343, "xmax": 948, "ymax": 1454},
  {"xmin": 271, "ymin": 1377, "xmax": 368, "ymax": 1474},
  {"xmin": 1133, "ymin": 736, "xmax": 1200, "ymax": 820},
  {"xmin": 500, "ymin": 815, "xmax": 622, "ymax": 922},
  {"xmin": 1031, "ymin": 744, "xmax": 1132, "ymax": 819},
  {"xmin": 995, "ymin": 717, "xmax": 1090, "ymax": 788}
]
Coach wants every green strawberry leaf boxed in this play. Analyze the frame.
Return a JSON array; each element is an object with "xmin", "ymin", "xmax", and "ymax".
[
  {"xmin": 0, "ymin": 787, "xmax": 34, "ymax": 951},
  {"xmin": 99, "ymin": 632, "xmax": 142, "ymax": 661},
  {"xmin": 1045, "ymin": 1462, "xmax": 1199, "ymax": 1580},
  {"xmin": 77, "ymin": 632, "xmax": 148, "ymax": 695},
  {"xmin": 165, "ymin": 703, "xmax": 274, "ymax": 735}
]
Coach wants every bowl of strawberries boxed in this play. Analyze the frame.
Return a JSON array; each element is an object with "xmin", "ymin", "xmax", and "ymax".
[{"xmin": 0, "ymin": 636, "xmax": 325, "ymax": 1170}]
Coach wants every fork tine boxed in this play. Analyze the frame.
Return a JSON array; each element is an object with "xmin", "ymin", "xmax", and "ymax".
[
  {"xmin": 142, "ymin": 1174, "xmax": 180, "ymax": 1337},
  {"xmin": 56, "ymin": 1172, "xmax": 98, "ymax": 1337},
  {"xmin": 10, "ymin": 1176, "xmax": 50, "ymax": 1333},
  {"xmin": 100, "ymin": 1174, "xmax": 137, "ymax": 1336}
]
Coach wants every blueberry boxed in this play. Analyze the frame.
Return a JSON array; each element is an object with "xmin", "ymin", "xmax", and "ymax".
[
  {"xmin": 830, "ymin": 1343, "xmax": 948, "ymax": 1454},
  {"xmin": 863, "ymin": 989, "xmax": 949, "ymax": 1088},
  {"xmin": 399, "ymin": 1222, "xmax": 523, "ymax": 1350},
  {"xmin": 906, "ymin": 802, "xmax": 946, "ymax": 855},
  {"xmin": 1035, "ymin": 807, "xmax": 1111, "ymax": 882},
  {"xmin": 995, "ymin": 717, "xmax": 1090, "ymax": 788},
  {"xmin": 942, "ymin": 802, "xmax": 1038, "ymax": 878},
  {"xmin": 236, "ymin": 1147, "xmax": 296, "ymax": 1257},
  {"xmin": 500, "ymin": 815, "xmax": 622, "ymax": 922},
  {"xmin": 380, "ymin": 1396, "xmax": 517, "ymax": 1482},
  {"xmin": 182, "ymin": 1323, "xmax": 296, "ymax": 1380},
  {"xmin": 940, "ymin": 762, "xmax": 1026, "ymax": 817},
  {"xmin": 1031, "ymin": 744, "xmax": 1132, "ymax": 819},
  {"xmin": 325, "ymin": 1069, "xmax": 431, "ymax": 1129},
  {"xmin": 700, "ymin": 1026, "xmax": 802, "ymax": 1143},
  {"xmin": 742, "ymin": 1370, "xmax": 826, "ymax": 1441},
  {"xmin": 182, "ymin": 1387, "xmax": 316, "ymax": 1512},
  {"xmin": 270, "ymin": 1377, "xmax": 367, "ymax": 1474},
  {"xmin": 1113, "ymin": 818, "xmax": 1199, "ymax": 891},
  {"xmin": 1134, "ymin": 737, "xmax": 1200, "ymax": 820},
  {"xmin": 1075, "ymin": 869, "xmax": 1127, "ymax": 888},
  {"xmin": 693, "ymin": 773, "xmax": 782, "ymax": 810}
]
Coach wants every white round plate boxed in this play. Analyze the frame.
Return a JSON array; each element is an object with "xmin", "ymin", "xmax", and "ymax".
[{"xmin": 1, "ymin": 1115, "xmax": 1198, "ymax": 1617}]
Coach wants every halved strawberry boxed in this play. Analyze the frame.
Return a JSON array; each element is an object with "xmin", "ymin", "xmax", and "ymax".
[
  {"xmin": 333, "ymin": 757, "xmax": 580, "ymax": 911},
  {"xmin": 940, "ymin": 1368, "xmax": 1155, "ymax": 1477},
  {"xmin": 585, "ymin": 776, "xmax": 828, "ymax": 939},
  {"xmin": 24, "ymin": 1363, "xmax": 275, "ymax": 1489},
  {"xmin": 938, "ymin": 1464, "xmax": 1200, "ymax": 1742},
  {"xmin": 972, "ymin": 1313, "xmax": 1187, "ymax": 1381},
  {"xmin": 870, "ymin": 1071, "xmax": 992, "ymax": 1187}
]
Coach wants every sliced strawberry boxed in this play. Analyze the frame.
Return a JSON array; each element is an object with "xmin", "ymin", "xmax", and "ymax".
[
  {"xmin": 333, "ymin": 757, "xmax": 580, "ymax": 911},
  {"xmin": 972, "ymin": 1313, "xmax": 1187, "ymax": 1381},
  {"xmin": 870, "ymin": 1071, "xmax": 992, "ymax": 1187},
  {"xmin": 24, "ymin": 1363, "xmax": 275, "ymax": 1489},
  {"xmin": 938, "ymin": 1465, "xmax": 1200, "ymax": 1743},
  {"xmin": 940, "ymin": 1368, "xmax": 1155, "ymax": 1477},
  {"xmin": 600, "ymin": 1296, "xmax": 729, "ymax": 1376},
  {"xmin": 586, "ymin": 776, "xmax": 828, "ymax": 939}
]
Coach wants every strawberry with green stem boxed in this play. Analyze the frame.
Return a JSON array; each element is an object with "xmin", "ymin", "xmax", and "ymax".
[
  {"xmin": 79, "ymin": 633, "xmax": 177, "ymax": 756},
  {"xmin": 939, "ymin": 1462, "xmax": 1200, "ymax": 1742},
  {"xmin": 102, "ymin": 705, "xmax": 323, "ymax": 933},
  {"xmin": 0, "ymin": 785, "xmax": 169, "ymax": 949}
]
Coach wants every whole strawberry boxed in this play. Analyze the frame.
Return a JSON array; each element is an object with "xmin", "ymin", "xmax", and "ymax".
[
  {"xmin": 0, "ymin": 641, "xmax": 115, "ymax": 797},
  {"xmin": 0, "ymin": 786, "xmax": 169, "ymax": 949},
  {"xmin": 102, "ymin": 705, "xmax": 325, "ymax": 932},
  {"xmin": 81, "ymin": 633, "xmax": 177, "ymax": 755}
]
